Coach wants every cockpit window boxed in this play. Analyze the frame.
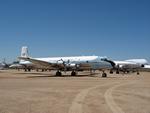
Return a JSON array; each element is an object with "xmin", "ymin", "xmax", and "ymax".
[{"xmin": 101, "ymin": 58, "xmax": 107, "ymax": 61}]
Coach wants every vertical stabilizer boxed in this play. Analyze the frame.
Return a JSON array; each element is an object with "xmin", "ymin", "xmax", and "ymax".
[{"xmin": 21, "ymin": 46, "xmax": 29, "ymax": 57}]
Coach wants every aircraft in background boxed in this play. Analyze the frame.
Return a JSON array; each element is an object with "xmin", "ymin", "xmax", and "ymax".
[
  {"xmin": 103, "ymin": 58, "xmax": 149, "ymax": 74},
  {"xmin": 0, "ymin": 59, "xmax": 9, "ymax": 70},
  {"xmin": 9, "ymin": 60, "xmax": 31, "ymax": 70},
  {"xmin": 18, "ymin": 46, "xmax": 112, "ymax": 77},
  {"xmin": 0, "ymin": 62, "xmax": 8, "ymax": 70}
]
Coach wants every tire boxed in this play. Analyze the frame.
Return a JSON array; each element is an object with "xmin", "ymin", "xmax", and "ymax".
[
  {"xmin": 56, "ymin": 71, "xmax": 62, "ymax": 76},
  {"xmin": 110, "ymin": 70, "xmax": 113, "ymax": 74},
  {"xmin": 102, "ymin": 73, "xmax": 107, "ymax": 77},
  {"xmin": 71, "ymin": 71, "xmax": 76, "ymax": 76},
  {"xmin": 116, "ymin": 71, "xmax": 119, "ymax": 74},
  {"xmin": 28, "ymin": 68, "xmax": 31, "ymax": 72}
]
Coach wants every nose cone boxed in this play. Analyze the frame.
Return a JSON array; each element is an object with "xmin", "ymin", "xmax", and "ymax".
[
  {"xmin": 101, "ymin": 58, "xmax": 116, "ymax": 68},
  {"xmin": 102, "ymin": 60, "xmax": 113, "ymax": 69},
  {"xmin": 95, "ymin": 60, "xmax": 113, "ymax": 69}
]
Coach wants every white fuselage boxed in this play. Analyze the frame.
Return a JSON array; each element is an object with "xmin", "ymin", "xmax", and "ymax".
[
  {"xmin": 36, "ymin": 56, "xmax": 99, "ymax": 63},
  {"xmin": 20, "ymin": 56, "xmax": 103, "ymax": 64}
]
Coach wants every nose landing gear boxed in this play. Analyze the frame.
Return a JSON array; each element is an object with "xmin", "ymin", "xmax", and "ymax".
[{"xmin": 102, "ymin": 71, "xmax": 107, "ymax": 77}]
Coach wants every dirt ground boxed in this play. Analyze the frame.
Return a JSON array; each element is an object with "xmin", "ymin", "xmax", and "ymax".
[{"xmin": 0, "ymin": 70, "xmax": 150, "ymax": 113}]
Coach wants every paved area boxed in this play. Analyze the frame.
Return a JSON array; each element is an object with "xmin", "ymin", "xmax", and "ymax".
[{"xmin": 0, "ymin": 70, "xmax": 150, "ymax": 113}]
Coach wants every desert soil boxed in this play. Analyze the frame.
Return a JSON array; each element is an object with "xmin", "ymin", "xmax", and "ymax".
[{"xmin": 0, "ymin": 70, "xmax": 150, "ymax": 113}]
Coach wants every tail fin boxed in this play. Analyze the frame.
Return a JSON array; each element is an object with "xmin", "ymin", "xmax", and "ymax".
[{"xmin": 21, "ymin": 46, "xmax": 29, "ymax": 57}]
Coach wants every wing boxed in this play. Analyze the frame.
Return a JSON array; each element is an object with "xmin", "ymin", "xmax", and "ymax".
[{"xmin": 18, "ymin": 57, "xmax": 63, "ymax": 69}]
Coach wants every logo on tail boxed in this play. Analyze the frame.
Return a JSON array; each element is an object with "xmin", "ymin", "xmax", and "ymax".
[{"xmin": 21, "ymin": 46, "xmax": 29, "ymax": 57}]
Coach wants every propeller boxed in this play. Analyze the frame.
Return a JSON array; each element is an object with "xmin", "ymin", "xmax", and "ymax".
[{"xmin": 57, "ymin": 59, "xmax": 71, "ymax": 72}]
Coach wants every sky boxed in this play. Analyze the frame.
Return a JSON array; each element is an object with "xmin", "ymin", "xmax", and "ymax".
[{"xmin": 0, "ymin": 0, "xmax": 150, "ymax": 63}]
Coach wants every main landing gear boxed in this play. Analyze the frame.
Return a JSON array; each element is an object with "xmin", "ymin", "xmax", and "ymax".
[
  {"xmin": 102, "ymin": 71, "xmax": 107, "ymax": 77},
  {"xmin": 71, "ymin": 70, "xmax": 76, "ymax": 76},
  {"xmin": 110, "ymin": 70, "xmax": 113, "ymax": 74},
  {"xmin": 116, "ymin": 70, "xmax": 119, "ymax": 74},
  {"xmin": 56, "ymin": 70, "xmax": 62, "ymax": 76},
  {"xmin": 24, "ymin": 68, "xmax": 31, "ymax": 72},
  {"xmin": 55, "ymin": 70, "xmax": 77, "ymax": 76}
]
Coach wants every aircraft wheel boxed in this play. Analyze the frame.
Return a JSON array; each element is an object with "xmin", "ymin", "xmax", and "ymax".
[
  {"xmin": 71, "ymin": 71, "xmax": 76, "ymax": 76},
  {"xmin": 116, "ymin": 70, "xmax": 119, "ymax": 74},
  {"xmin": 24, "ymin": 69, "xmax": 27, "ymax": 72},
  {"xmin": 110, "ymin": 70, "xmax": 113, "ymax": 74},
  {"xmin": 28, "ymin": 68, "xmax": 31, "ymax": 72},
  {"xmin": 102, "ymin": 73, "xmax": 107, "ymax": 77},
  {"xmin": 56, "ymin": 71, "xmax": 62, "ymax": 76}
]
